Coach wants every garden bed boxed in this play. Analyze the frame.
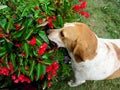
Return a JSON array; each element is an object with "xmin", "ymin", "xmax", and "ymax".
[{"xmin": 0, "ymin": 0, "xmax": 90, "ymax": 89}]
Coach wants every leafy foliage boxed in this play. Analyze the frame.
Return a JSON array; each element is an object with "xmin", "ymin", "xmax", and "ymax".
[{"xmin": 0, "ymin": 0, "xmax": 89, "ymax": 89}]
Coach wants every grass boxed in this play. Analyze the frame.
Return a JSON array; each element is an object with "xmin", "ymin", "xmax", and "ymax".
[{"xmin": 49, "ymin": 0, "xmax": 120, "ymax": 90}]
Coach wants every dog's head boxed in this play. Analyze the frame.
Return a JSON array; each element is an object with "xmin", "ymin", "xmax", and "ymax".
[{"xmin": 48, "ymin": 22, "xmax": 98, "ymax": 62}]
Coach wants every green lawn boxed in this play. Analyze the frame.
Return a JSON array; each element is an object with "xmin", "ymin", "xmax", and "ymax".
[{"xmin": 50, "ymin": 0, "xmax": 120, "ymax": 90}]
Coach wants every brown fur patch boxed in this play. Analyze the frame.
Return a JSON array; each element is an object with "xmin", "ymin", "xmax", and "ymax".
[
  {"xmin": 112, "ymin": 43, "xmax": 120, "ymax": 60},
  {"xmin": 106, "ymin": 68, "xmax": 120, "ymax": 79},
  {"xmin": 62, "ymin": 23, "xmax": 98, "ymax": 62},
  {"xmin": 105, "ymin": 43, "xmax": 110, "ymax": 52}
]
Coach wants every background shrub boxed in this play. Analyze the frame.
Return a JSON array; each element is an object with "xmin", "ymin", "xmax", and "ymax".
[{"xmin": 0, "ymin": 0, "xmax": 89, "ymax": 89}]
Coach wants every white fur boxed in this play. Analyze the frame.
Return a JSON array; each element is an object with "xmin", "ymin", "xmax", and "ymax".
[
  {"xmin": 64, "ymin": 23, "xmax": 75, "ymax": 27},
  {"xmin": 67, "ymin": 38, "xmax": 120, "ymax": 87}
]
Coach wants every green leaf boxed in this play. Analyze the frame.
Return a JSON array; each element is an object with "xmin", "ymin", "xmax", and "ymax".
[
  {"xmin": 38, "ymin": 31, "xmax": 49, "ymax": 43},
  {"xmin": 0, "ymin": 19, "xmax": 7, "ymax": 30},
  {"xmin": 0, "ymin": 47, "xmax": 6, "ymax": 58},
  {"xmin": 19, "ymin": 57, "xmax": 23, "ymax": 66},
  {"xmin": 0, "ymin": 5, "xmax": 8, "ymax": 10},
  {"xmin": 42, "ymin": 50, "xmax": 54, "ymax": 59},
  {"xmin": 42, "ymin": 81, "xmax": 47, "ymax": 90},
  {"xmin": 43, "ymin": 60, "xmax": 52, "ymax": 65},
  {"xmin": 10, "ymin": 53, "xmax": 16, "ymax": 67},
  {"xmin": 39, "ymin": 0, "xmax": 45, "ymax": 3},
  {"xmin": 0, "ymin": 51, "xmax": 6, "ymax": 58},
  {"xmin": 5, "ymin": 40, "xmax": 13, "ymax": 53},
  {"xmin": 12, "ymin": 30, "xmax": 24, "ymax": 38},
  {"xmin": 0, "ymin": 38, "xmax": 5, "ymax": 43},
  {"xmin": 23, "ymin": 43, "xmax": 29, "ymax": 58},
  {"xmin": 30, "ymin": 73, "xmax": 34, "ymax": 81},
  {"xmin": 33, "ymin": 50, "xmax": 38, "ymax": 57},
  {"xmin": 21, "ymin": 7, "xmax": 28, "ymax": 17},
  {"xmin": 22, "ymin": 29, "xmax": 34, "ymax": 40},
  {"xmin": 36, "ymin": 37, "xmax": 42, "ymax": 46},
  {"xmin": 19, "ymin": 58, "xmax": 27, "ymax": 75},
  {"xmin": 48, "ymin": 5, "xmax": 55, "ymax": 11},
  {"xmin": 27, "ymin": 19, "xmax": 33, "ymax": 27},
  {"xmin": 29, "ymin": 60, "xmax": 35, "ymax": 76},
  {"xmin": 5, "ymin": 18, "xmax": 14, "ymax": 33},
  {"xmin": 24, "ymin": 59, "xmax": 28, "ymax": 66},
  {"xmin": 57, "ymin": 15, "xmax": 64, "ymax": 27},
  {"xmin": 21, "ymin": 66, "xmax": 26, "ymax": 75},
  {"xmin": 36, "ymin": 63, "xmax": 46, "ymax": 81},
  {"xmin": 4, "ymin": 56, "xmax": 9, "ymax": 68}
]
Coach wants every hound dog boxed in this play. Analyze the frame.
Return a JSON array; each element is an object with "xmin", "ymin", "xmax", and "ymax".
[{"xmin": 48, "ymin": 22, "xmax": 120, "ymax": 87}]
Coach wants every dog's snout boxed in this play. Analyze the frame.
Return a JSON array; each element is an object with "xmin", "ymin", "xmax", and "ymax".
[{"xmin": 49, "ymin": 41, "xmax": 58, "ymax": 48}]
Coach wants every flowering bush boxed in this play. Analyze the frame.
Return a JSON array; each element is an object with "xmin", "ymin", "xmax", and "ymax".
[{"xmin": 0, "ymin": 0, "xmax": 89, "ymax": 89}]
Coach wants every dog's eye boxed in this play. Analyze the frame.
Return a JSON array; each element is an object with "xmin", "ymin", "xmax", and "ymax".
[{"xmin": 60, "ymin": 31, "xmax": 64, "ymax": 37}]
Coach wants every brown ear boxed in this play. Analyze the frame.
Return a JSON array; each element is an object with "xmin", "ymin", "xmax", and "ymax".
[
  {"xmin": 73, "ymin": 39, "xmax": 88, "ymax": 62},
  {"xmin": 73, "ymin": 37, "xmax": 97, "ymax": 62}
]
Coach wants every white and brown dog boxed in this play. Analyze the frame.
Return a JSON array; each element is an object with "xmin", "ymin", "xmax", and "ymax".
[{"xmin": 48, "ymin": 22, "xmax": 120, "ymax": 87}]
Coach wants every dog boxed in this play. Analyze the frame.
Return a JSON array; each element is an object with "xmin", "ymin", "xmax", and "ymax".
[{"xmin": 48, "ymin": 22, "xmax": 120, "ymax": 87}]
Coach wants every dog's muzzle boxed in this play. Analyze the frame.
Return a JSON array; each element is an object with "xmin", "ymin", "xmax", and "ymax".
[
  {"xmin": 49, "ymin": 40, "xmax": 58, "ymax": 48},
  {"xmin": 46, "ymin": 30, "xmax": 58, "ymax": 48}
]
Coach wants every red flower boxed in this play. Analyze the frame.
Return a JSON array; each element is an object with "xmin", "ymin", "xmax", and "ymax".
[
  {"xmin": 73, "ymin": 4, "xmax": 81, "ymax": 12},
  {"xmin": 34, "ymin": 6, "xmax": 39, "ymax": 10},
  {"xmin": 0, "ymin": 27, "xmax": 2, "ymax": 32},
  {"xmin": 46, "ymin": 61, "xmax": 59, "ymax": 76},
  {"xmin": 21, "ymin": 52, "xmax": 26, "ymax": 57},
  {"xmin": 14, "ymin": 79, "xmax": 19, "ymax": 83},
  {"xmin": 47, "ymin": 17, "xmax": 54, "ymax": 29},
  {"xmin": 29, "ymin": 37, "xmax": 36, "ymax": 46},
  {"xmin": 15, "ymin": 43, "xmax": 22, "ymax": 47},
  {"xmin": 0, "ymin": 28, "xmax": 8, "ymax": 38},
  {"xmin": 47, "ymin": 82, "xmax": 52, "ymax": 88},
  {"xmin": 0, "ymin": 62, "xmax": 14, "ymax": 76},
  {"xmin": 14, "ymin": 74, "xmax": 31, "ymax": 83},
  {"xmin": 38, "ymin": 43, "xmax": 48, "ymax": 55},
  {"xmin": 80, "ymin": 1, "xmax": 87, "ymax": 9},
  {"xmin": 38, "ymin": 48, "xmax": 46, "ymax": 55},
  {"xmin": 84, "ymin": 13, "xmax": 90, "ymax": 18},
  {"xmin": 52, "ymin": 16, "xmax": 57, "ymax": 21},
  {"xmin": 18, "ymin": 74, "xmax": 25, "ymax": 82},
  {"xmin": 40, "ymin": 74, "xmax": 45, "ymax": 80},
  {"xmin": 80, "ymin": 11, "xmax": 90, "ymax": 18},
  {"xmin": 47, "ymin": 74, "xmax": 52, "ymax": 80},
  {"xmin": 15, "ymin": 24, "xmax": 20, "ymax": 31},
  {"xmin": 0, "ymin": 66, "xmax": 9, "ymax": 76},
  {"xmin": 38, "ymin": 19, "xmax": 43, "ymax": 24},
  {"xmin": 19, "ymin": 74, "xmax": 30, "ymax": 83},
  {"xmin": 46, "ymin": 65, "xmax": 52, "ymax": 73},
  {"xmin": 8, "ymin": 62, "xmax": 14, "ymax": 73},
  {"xmin": 51, "ymin": 70, "xmax": 57, "ymax": 76},
  {"xmin": 52, "ymin": 61, "xmax": 59, "ymax": 70},
  {"xmin": 11, "ymin": 74, "xmax": 17, "ymax": 80},
  {"xmin": 0, "ymin": 34, "xmax": 8, "ymax": 38}
]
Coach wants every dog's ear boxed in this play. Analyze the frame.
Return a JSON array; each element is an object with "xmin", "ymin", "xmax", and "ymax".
[
  {"xmin": 73, "ymin": 38, "xmax": 88, "ymax": 62},
  {"xmin": 73, "ymin": 37, "xmax": 97, "ymax": 62}
]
